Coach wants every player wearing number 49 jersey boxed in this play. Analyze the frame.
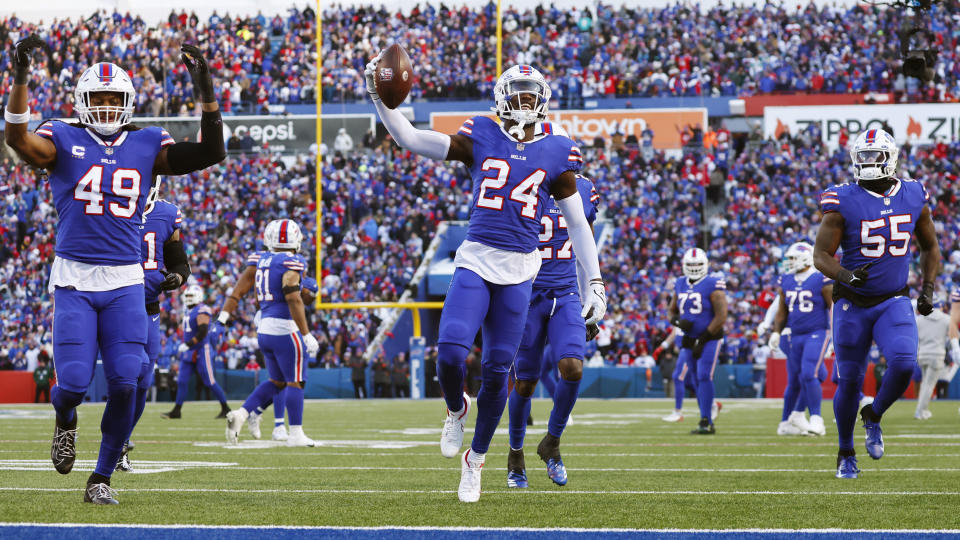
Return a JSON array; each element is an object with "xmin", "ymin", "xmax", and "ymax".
[
  {"xmin": 367, "ymin": 57, "xmax": 606, "ymax": 503},
  {"xmin": 815, "ymin": 128, "xmax": 941, "ymax": 479},
  {"xmin": 4, "ymin": 35, "xmax": 225, "ymax": 504}
]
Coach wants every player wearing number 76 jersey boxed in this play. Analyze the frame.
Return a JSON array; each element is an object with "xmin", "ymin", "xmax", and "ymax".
[
  {"xmin": 4, "ymin": 36, "xmax": 225, "ymax": 504},
  {"xmin": 366, "ymin": 58, "xmax": 606, "ymax": 503},
  {"xmin": 814, "ymin": 128, "xmax": 941, "ymax": 479}
]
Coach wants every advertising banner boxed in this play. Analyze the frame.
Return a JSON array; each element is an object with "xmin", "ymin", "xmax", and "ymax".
[
  {"xmin": 430, "ymin": 108, "xmax": 708, "ymax": 150},
  {"xmin": 764, "ymin": 103, "xmax": 960, "ymax": 148}
]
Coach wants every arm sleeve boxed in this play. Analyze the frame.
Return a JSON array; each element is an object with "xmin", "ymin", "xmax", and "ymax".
[
  {"xmin": 557, "ymin": 191, "xmax": 601, "ymax": 281},
  {"xmin": 373, "ymin": 99, "xmax": 451, "ymax": 160},
  {"xmin": 164, "ymin": 110, "xmax": 227, "ymax": 174},
  {"xmin": 163, "ymin": 239, "xmax": 191, "ymax": 284},
  {"xmin": 761, "ymin": 294, "xmax": 780, "ymax": 328}
]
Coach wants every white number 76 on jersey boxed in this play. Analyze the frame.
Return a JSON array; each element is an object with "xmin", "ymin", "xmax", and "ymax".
[
  {"xmin": 74, "ymin": 165, "xmax": 142, "ymax": 218},
  {"xmin": 476, "ymin": 158, "xmax": 546, "ymax": 219}
]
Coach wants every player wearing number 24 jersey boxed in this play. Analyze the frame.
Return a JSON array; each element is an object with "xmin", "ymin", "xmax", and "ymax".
[
  {"xmin": 367, "ymin": 57, "xmax": 606, "ymax": 502},
  {"xmin": 814, "ymin": 128, "xmax": 940, "ymax": 479},
  {"xmin": 4, "ymin": 36, "xmax": 225, "ymax": 504}
]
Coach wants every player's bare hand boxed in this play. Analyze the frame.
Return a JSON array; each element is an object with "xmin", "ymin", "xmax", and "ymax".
[{"xmin": 180, "ymin": 43, "xmax": 215, "ymax": 102}]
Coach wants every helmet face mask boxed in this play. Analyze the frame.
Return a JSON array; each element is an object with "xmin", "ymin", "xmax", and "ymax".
[
  {"xmin": 142, "ymin": 177, "xmax": 162, "ymax": 220},
  {"xmin": 850, "ymin": 129, "xmax": 898, "ymax": 185},
  {"xmin": 75, "ymin": 63, "xmax": 136, "ymax": 136},
  {"xmin": 263, "ymin": 219, "xmax": 303, "ymax": 252},
  {"xmin": 682, "ymin": 248, "xmax": 709, "ymax": 281},
  {"xmin": 492, "ymin": 65, "xmax": 551, "ymax": 137}
]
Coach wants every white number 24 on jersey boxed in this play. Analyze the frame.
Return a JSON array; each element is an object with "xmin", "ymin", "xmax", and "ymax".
[{"xmin": 476, "ymin": 158, "xmax": 546, "ymax": 219}]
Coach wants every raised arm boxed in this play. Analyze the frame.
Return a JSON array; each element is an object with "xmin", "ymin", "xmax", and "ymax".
[{"xmin": 4, "ymin": 35, "xmax": 57, "ymax": 169}]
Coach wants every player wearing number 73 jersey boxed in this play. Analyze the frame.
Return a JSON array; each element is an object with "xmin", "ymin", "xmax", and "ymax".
[
  {"xmin": 4, "ymin": 36, "xmax": 225, "ymax": 504},
  {"xmin": 814, "ymin": 128, "xmax": 940, "ymax": 479},
  {"xmin": 366, "ymin": 58, "xmax": 606, "ymax": 503}
]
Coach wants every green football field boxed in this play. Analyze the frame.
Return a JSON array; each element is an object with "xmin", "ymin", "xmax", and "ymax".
[{"xmin": 0, "ymin": 398, "xmax": 958, "ymax": 529}]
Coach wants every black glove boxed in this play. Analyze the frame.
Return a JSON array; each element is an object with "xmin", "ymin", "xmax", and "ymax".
[
  {"xmin": 670, "ymin": 315, "xmax": 694, "ymax": 333},
  {"xmin": 586, "ymin": 323, "xmax": 599, "ymax": 341},
  {"xmin": 693, "ymin": 330, "xmax": 722, "ymax": 359},
  {"xmin": 13, "ymin": 35, "xmax": 45, "ymax": 84},
  {"xmin": 837, "ymin": 262, "xmax": 874, "ymax": 288},
  {"xmin": 159, "ymin": 270, "xmax": 184, "ymax": 291},
  {"xmin": 916, "ymin": 282, "xmax": 935, "ymax": 316},
  {"xmin": 180, "ymin": 43, "xmax": 215, "ymax": 103}
]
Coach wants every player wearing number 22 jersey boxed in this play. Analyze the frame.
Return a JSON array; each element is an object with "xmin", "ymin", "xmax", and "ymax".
[
  {"xmin": 367, "ymin": 59, "xmax": 606, "ymax": 502},
  {"xmin": 815, "ymin": 128, "xmax": 940, "ymax": 479}
]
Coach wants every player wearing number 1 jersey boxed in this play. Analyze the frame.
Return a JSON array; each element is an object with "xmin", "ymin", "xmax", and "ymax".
[
  {"xmin": 814, "ymin": 128, "xmax": 940, "ymax": 479},
  {"xmin": 4, "ymin": 36, "xmax": 225, "ymax": 503},
  {"xmin": 366, "ymin": 58, "xmax": 606, "ymax": 503}
]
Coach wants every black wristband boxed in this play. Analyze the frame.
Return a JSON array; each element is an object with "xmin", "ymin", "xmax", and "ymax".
[
  {"xmin": 282, "ymin": 285, "xmax": 301, "ymax": 296},
  {"xmin": 921, "ymin": 281, "xmax": 935, "ymax": 294}
]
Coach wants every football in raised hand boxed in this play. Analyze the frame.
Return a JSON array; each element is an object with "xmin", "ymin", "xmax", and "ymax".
[{"xmin": 374, "ymin": 44, "xmax": 413, "ymax": 109}]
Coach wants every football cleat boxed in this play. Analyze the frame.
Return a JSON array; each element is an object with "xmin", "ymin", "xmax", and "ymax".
[
  {"xmin": 914, "ymin": 409, "xmax": 932, "ymax": 420},
  {"xmin": 458, "ymin": 449, "xmax": 483, "ymax": 503},
  {"xmin": 286, "ymin": 426, "xmax": 316, "ymax": 447},
  {"xmin": 808, "ymin": 414, "xmax": 826, "ymax": 436},
  {"xmin": 861, "ymin": 405, "xmax": 884, "ymax": 460},
  {"xmin": 225, "ymin": 408, "xmax": 248, "ymax": 444},
  {"xmin": 161, "ymin": 408, "xmax": 181, "ymax": 419},
  {"xmin": 859, "ymin": 395, "xmax": 875, "ymax": 411},
  {"xmin": 51, "ymin": 414, "xmax": 78, "ymax": 475},
  {"xmin": 84, "ymin": 482, "xmax": 119, "ymax": 505},
  {"xmin": 711, "ymin": 401, "xmax": 722, "ymax": 421},
  {"xmin": 440, "ymin": 393, "xmax": 471, "ymax": 458},
  {"xmin": 116, "ymin": 441, "xmax": 133, "ymax": 472},
  {"xmin": 836, "ymin": 455, "xmax": 860, "ymax": 479},
  {"xmin": 246, "ymin": 412, "xmax": 262, "ymax": 439},
  {"xmin": 777, "ymin": 420, "xmax": 805, "ymax": 435},
  {"xmin": 272, "ymin": 425, "xmax": 289, "ymax": 441},
  {"xmin": 690, "ymin": 417, "xmax": 715, "ymax": 435},
  {"xmin": 507, "ymin": 448, "xmax": 528, "ymax": 488},
  {"xmin": 788, "ymin": 411, "xmax": 812, "ymax": 434},
  {"xmin": 215, "ymin": 403, "xmax": 230, "ymax": 419},
  {"xmin": 662, "ymin": 410, "xmax": 684, "ymax": 422},
  {"xmin": 536, "ymin": 433, "xmax": 567, "ymax": 486}
]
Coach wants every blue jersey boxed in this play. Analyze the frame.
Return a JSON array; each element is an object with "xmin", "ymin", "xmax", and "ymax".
[
  {"xmin": 674, "ymin": 274, "xmax": 726, "ymax": 339},
  {"xmin": 820, "ymin": 179, "xmax": 929, "ymax": 297},
  {"xmin": 255, "ymin": 251, "xmax": 307, "ymax": 320},
  {"xmin": 779, "ymin": 271, "xmax": 831, "ymax": 335},
  {"xmin": 183, "ymin": 303, "xmax": 213, "ymax": 350},
  {"xmin": 457, "ymin": 118, "xmax": 582, "ymax": 253},
  {"xmin": 534, "ymin": 175, "xmax": 599, "ymax": 292},
  {"xmin": 36, "ymin": 121, "xmax": 174, "ymax": 265},
  {"xmin": 141, "ymin": 200, "xmax": 183, "ymax": 304}
]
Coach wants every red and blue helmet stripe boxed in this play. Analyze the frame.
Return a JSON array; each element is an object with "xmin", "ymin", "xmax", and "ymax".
[
  {"xmin": 97, "ymin": 63, "xmax": 115, "ymax": 84},
  {"xmin": 519, "ymin": 65, "xmax": 533, "ymax": 75},
  {"xmin": 865, "ymin": 129, "xmax": 877, "ymax": 144},
  {"xmin": 278, "ymin": 220, "xmax": 289, "ymax": 244}
]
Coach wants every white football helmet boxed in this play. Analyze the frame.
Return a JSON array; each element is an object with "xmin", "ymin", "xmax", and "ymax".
[
  {"xmin": 182, "ymin": 285, "xmax": 203, "ymax": 307},
  {"xmin": 682, "ymin": 248, "xmax": 709, "ymax": 281},
  {"xmin": 850, "ymin": 128, "xmax": 898, "ymax": 182},
  {"xmin": 142, "ymin": 177, "xmax": 162, "ymax": 220},
  {"xmin": 74, "ymin": 62, "xmax": 136, "ymax": 136},
  {"xmin": 263, "ymin": 219, "xmax": 303, "ymax": 252},
  {"xmin": 785, "ymin": 242, "xmax": 814, "ymax": 274},
  {"xmin": 492, "ymin": 65, "xmax": 551, "ymax": 137}
]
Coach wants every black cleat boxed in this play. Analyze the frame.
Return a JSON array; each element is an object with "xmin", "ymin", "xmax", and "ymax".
[
  {"xmin": 83, "ymin": 482, "xmax": 119, "ymax": 505},
  {"xmin": 526, "ymin": 413, "xmax": 534, "ymax": 426},
  {"xmin": 116, "ymin": 442, "xmax": 133, "ymax": 472},
  {"xmin": 507, "ymin": 448, "xmax": 528, "ymax": 488},
  {"xmin": 536, "ymin": 433, "xmax": 568, "ymax": 486},
  {"xmin": 51, "ymin": 413, "xmax": 78, "ymax": 475},
  {"xmin": 161, "ymin": 407, "xmax": 181, "ymax": 419},
  {"xmin": 690, "ymin": 417, "xmax": 716, "ymax": 435},
  {"xmin": 215, "ymin": 404, "xmax": 230, "ymax": 419}
]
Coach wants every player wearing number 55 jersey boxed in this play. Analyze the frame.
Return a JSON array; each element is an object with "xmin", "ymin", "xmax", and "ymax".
[
  {"xmin": 4, "ymin": 36, "xmax": 225, "ymax": 504},
  {"xmin": 366, "ymin": 58, "xmax": 606, "ymax": 503},
  {"xmin": 815, "ymin": 128, "xmax": 941, "ymax": 479}
]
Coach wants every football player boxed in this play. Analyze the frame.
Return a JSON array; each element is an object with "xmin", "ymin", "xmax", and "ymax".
[
  {"xmin": 367, "ymin": 58, "xmax": 605, "ymax": 502},
  {"xmin": 223, "ymin": 220, "xmax": 320, "ymax": 447},
  {"xmin": 769, "ymin": 242, "xmax": 833, "ymax": 436},
  {"xmin": 666, "ymin": 248, "xmax": 727, "ymax": 434},
  {"xmin": 814, "ymin": 128, "xmax": 940, "ymax": 478},
  {"xmin": 505, "ymin": 174, "xmax": 599, "ymax": 489},
  {"xmin": 4, "ymin": 36, "xmax": 224, "ymax": 503},
  {"xmin": 162, "ymin": 285, "xmax": 230, "ymax": 419}
]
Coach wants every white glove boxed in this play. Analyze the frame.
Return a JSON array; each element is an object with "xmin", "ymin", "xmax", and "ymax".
[
  {"xmin": 756, "ymin": 322, "xmax": 769, "ymax": 337},
  {"xmin": 216, "ymin": 311, "xmax": 230, "ymax": 325},
  {"xmin": 768, "ymin": 332, "xmax": 780, "ymax": 351},
  {"xmin": 582, "ymin": 280, "xmax": 607, "ymax": 325},
  {"xmin": 951, "ymin": 338, "xmax": 960, "ymax": 364},
  {"xmin": 364, "ymin": 50, "xmax": 384, "ymax": 102},
  {"xmin": 177, "ymin": 343, "xmax": 190, "ymax": 354},
  {"xmin": 303, "ymin": 333, "xmax": 319, "ymax": 357}
]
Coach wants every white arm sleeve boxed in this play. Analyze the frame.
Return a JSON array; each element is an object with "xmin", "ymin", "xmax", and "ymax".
[
  {"xmin": 556, "ymin": 192, "xmax": 601, "ymax": 281},
  {"xmin": 761, "ymin": 294, "xmax": 780, "ymax": 328},
  {"xmin": 373, "ymin": 99, "xmax": 451, "ymax": 160},
  {"xmin": 576, "ymin": 258, "xmax": 591, "ymax": 305}
]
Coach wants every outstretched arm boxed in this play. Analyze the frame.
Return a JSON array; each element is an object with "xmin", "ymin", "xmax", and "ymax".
[{"xmin": 4, "ymin": 35, "xmax": 56, "ymax": 169}]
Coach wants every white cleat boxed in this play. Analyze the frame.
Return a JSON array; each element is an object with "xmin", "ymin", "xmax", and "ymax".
[
  {"xmin": 914, "ymin": 410, "xmax": 932, "ymax": 420},
  {"xmin": 440, "ymin": 393, "xmax": 471, "ymax": 458},
  {"xmin": 225, "ymin": 408, "xmax": 248, "ymax": 444},
  {"xmin": 859, "ymin": 395, "xmax": 875, "ymax": 411},
  {"xmin": 246, "ymin": 412, "xmax": 262, "ymax": 440},
  {"xmin": 458, "ymin": 449, "xmax": 483, "ymax": 503},
  {"xmin": 788, "ymin": 411, "xmax": 813, "ymax": 434},
  {"xmin": 777, "ymin": 420, "xmax": 805, "ymax": 435},
  {"xmin": 566, "ymin": 414, "xmax": 574, "ymax": 427},
  {"xmin": 711, "ymin": 401, "xmax": 722, "ymax": 421},
  {"xmin": 661, "ymin": 410, "xmax": 684, "ymax": 422},
  {"xmin": 807, "ymin": 414, "xmax": 827, "ymax": 436},
  {"xmin": 272, "ymin": 425, "xmax": 289, "ymax": 441},
  {"xmin": 286, "ymin": 426, "xmax": 315, "ymax": 447}
]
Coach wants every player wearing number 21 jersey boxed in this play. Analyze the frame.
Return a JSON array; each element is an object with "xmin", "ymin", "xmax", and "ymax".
[
  {"xmin": 367, "ymin": 58, "xmax": 606, "ymax": 502},
  {"xmin": 814, "ymin": 128, "xmax": 940, "ymax": 479},
  {"xmin": 5, "ymin": 37, "xmax": 225, "ymax": 504}
]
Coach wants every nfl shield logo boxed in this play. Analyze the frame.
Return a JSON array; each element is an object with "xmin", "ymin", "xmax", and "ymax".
[{"xmin": 380, "ymin": 68, "xmax": 393, "ymax": 82}]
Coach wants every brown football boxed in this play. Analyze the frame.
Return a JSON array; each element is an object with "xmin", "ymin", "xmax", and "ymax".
[{"xmin": 375, "ymin": 44, "xmax": 413, "ymax": 109}]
